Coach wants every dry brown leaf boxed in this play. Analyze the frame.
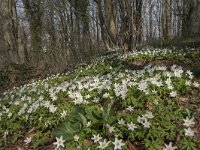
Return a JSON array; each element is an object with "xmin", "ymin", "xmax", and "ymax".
[
  {"xmin": 83, "ymin": 139, "xmax": 93, "ymax": 146},
  {"xmin": 28, "ymin": 127, "xmax": 36, "ymax": 138},
  {"xmin": 146, "ymin": 103, "xmax": 153, "ymax": 110},
  {"xmin": 126, "ymin": 140, "xmax": 137, "ymax": 150},
  {"xmin": 179, "ymin": 97, "xmax": 189, "ymax": 103}
]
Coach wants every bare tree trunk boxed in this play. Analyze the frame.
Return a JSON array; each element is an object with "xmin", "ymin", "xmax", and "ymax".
[
  {"xmin": 182, "ymin": 0, "xmax": 200, "ymax": 37},
  {"xmin": 134, "ymin": 0, "xmax": 143, "ymax": 45},
  {"xmin": 0, "ymin": 0, "xmax": 25, "ymax": 68},
  {"xmin": 95, "ymin": 0, "xmax": 110, "ymax": 50},
  {"xmin": 104, "ymin": 0, "xmax": 117, "ymax": 46},
  {"xmin": 149, "ymin": 0, "xmax": 153, "ymax": 41},
  {"xmin": 96, "ymin": 2, "xmax": 100, "ymax": 53},
  {"xmin": 22, "ymin": 0, "xmax": 43, "ymax": 65},
  {"xmin": 118, "ymin": 0, "xmax": 134, "ymax": 52}
]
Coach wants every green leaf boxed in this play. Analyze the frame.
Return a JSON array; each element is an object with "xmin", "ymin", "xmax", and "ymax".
[
  {"xmin": 85, "ymin": 105, "xmax": 102, "ymax": 124},
  {"xmin": 78, "ymin": 112, "xmax": 87, "ymax": 126},
  {"xmin": 102, "ymin": 100, "xmax": 117, "ymax": 124},
  {"xmin": 53, "ymin": 121, "xmax": 82, "ymax": 141},
  {"xmin": 91, "ymin": 110, "xmax": 102, "ymax": 121}
]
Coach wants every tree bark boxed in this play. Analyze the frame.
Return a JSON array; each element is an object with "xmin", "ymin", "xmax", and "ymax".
[
  {"xmin": 182, "ymin": 0, "xmax": 200, "ymax": 37},
  {"xmin": 0, "ymin": 0, "xmax": 25, "ymax": 68},
  {"xmin": 22, "ymin": 0, "xmax": 43, "ymax": 65}
]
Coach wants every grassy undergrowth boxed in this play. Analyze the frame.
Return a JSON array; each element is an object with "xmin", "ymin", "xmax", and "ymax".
[
  {"xmin": 147, "ymin": 36, "xmax": 200, "ymax": 48},
  {"xmin": 0, "ymin": 47, "xmax": 200, "ymax": 150}
]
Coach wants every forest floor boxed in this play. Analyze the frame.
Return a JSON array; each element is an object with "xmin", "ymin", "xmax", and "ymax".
[{"xmin": 0, "ymin": 46, "xmax": 200, "ymax": 150}]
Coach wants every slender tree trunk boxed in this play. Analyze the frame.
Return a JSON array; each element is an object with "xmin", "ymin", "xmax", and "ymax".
[
  {"xmin": 149, "ymin": 0, "xmax": 153, "ymax": 40},
  {"xmin": 135, "ymin": 0, "xmax": 143, "ymax": 45},
  {"xmin": 22, "ymin": 0, "xmax": 43, "ymax": 65},
  {"xmin": 96, "ymin": 0, "xmax": 110, "ymax": 50},
  {"xmin": 104, "ymin": 0, "xmax": 117, "ymax": 46}
]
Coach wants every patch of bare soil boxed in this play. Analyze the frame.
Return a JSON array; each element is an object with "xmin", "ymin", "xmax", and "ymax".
[
  {"xmin": 1, "ymin": 137, "xmax": 55, "ymax": 150},
  {"xmin": 0, "ymin": 64, "xmax": 49, "ymax": 97}
]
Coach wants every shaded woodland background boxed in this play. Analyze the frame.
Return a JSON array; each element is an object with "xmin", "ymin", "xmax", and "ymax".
[{"xmin": 0, "ymin": 0, "xmax": 200, "ymax": 74}]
